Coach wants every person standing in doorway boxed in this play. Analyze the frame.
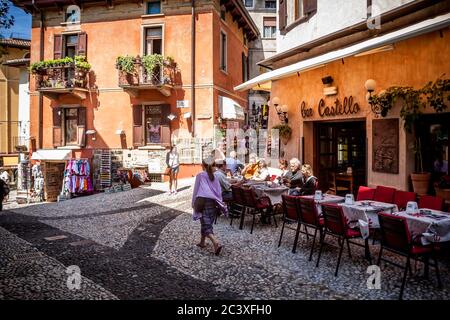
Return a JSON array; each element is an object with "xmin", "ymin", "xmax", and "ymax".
[{"xmin": 166, "ymin": 145, "xmax": 180, "ymax": 194}]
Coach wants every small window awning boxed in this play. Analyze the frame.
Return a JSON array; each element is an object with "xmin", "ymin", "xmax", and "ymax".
[
  {"xmin": 234, "ymin": 13, "xmax": 450, "ymax": 92},
  {"xmin": 31, "ymin": 149, "xmax": 72, "ymax": 161},
  {"xmin": 219, "ymin": 96, "xmax": 245, "ymax": 121}
]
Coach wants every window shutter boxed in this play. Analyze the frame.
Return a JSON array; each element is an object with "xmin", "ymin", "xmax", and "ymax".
[
  {"xmin": 279, "ymin": 0, "xmax": 287, "ymax": 30},
  {"xmin": 52, "ymin": 107, "xmax": 62, "ymax": 147},
  {"xmin": 303, "ymin": 0, "xmax": 317, "ymax": 15},
  {"xmin": 133, "ymin": 105, "xmax": 144, "ymax": 147},
  {"xmin": 54, "ymin": 34, "xmax": 63, "ymax": 59},
  {"xmin": 76, "ymin": 32, "xmax": 87, "ymax": 56},
  {"xmin": 160, "ymin": 104, "xmax": 171, "ymax": 146},
  {"xmin": 77, "ymin": 107, "xmax": 86, "ymax": 147}
]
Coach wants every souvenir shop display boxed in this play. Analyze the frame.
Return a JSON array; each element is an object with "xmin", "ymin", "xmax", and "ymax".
[
  {"xmin": 100, "ymin": 150, "xmax": 112, "ymax": 189},
  {"xmin": 63, "ymin": 159, "xmax": 93, "ymax": 195}
]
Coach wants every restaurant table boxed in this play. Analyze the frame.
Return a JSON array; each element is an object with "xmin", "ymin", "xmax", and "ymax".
[
  {"xmin": 252, "ymin": 184, "xmax": 289, "ymax": 205},
  {"xmin": 390, "ymin": 209, "xmax": 450, "ymax": 245},
  {"xmin": 339, "ymin": 200, "xmax": 398, "ymax": 262},
  {"xmin": 302, "ymin": 194, "xmax": 345, "ymax": 215}
]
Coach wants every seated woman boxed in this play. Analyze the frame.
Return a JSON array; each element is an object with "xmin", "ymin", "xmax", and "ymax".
[
  {"xmin": 283, "ymin": 158, "xmax": 304, "ymax": 195},
  {"xmin": 252, "ymin": 159, "xmax": 270, "ymax": 181},
  {"xmin": 291, "ymin": 164, "xmax": 318, "ymax": 196},
  {"xmin": 241, "ymin": 153, "xmax": 259, "ymax": 180},
  {"xmin": 273, "ymin": 159, "xmax": 289, "ymax": 184}
]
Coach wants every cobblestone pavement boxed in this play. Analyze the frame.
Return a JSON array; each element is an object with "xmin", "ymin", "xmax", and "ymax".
[{"xmin": 1, "ymin": 178, "xmax": 450, "ymax": 300}]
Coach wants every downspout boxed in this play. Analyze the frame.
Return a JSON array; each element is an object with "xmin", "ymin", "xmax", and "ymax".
[
  {"xmin": 191, "ymin": 0, "xmax": 196, "ymax": 137},
  {"xmin": 38, "ymin": 11, "xmax": 44, "ymax": 150}
]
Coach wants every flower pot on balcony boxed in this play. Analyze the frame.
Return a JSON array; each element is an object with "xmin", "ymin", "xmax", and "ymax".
[{"xmin": 411, "ymin": 172, "xmax": 431, "ymax": 196}]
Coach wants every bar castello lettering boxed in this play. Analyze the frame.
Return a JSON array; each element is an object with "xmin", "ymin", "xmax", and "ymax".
[
  {"xmin": 300, "ymin": 101, "xmax": 313, "ymax": 118},
  {"xmin": 318, "ymin": 96, "xmax": 360, "ymax": 117}
]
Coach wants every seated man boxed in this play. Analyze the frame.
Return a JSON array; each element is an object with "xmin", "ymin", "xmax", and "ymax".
[
  {"xmin": 283, "ymin": 158, "xmax": 304, "ymax": 196},
  {"xmin": 225, "ymin": 151, "xmax": 244, "ymax": 176},
  {"xmin": 214, "ymin": 162, "xmax": 233, "ymax": 201},
  {"xmin": 295, "ymin": 164, "xmax": 318, "ymax": 196}
]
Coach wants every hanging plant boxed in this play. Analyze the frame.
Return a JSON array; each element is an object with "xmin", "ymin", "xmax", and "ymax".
[
  {"xmin": 272, "ymin": 124, "xmax": 292, "ymax": 144},
  {"xmin": 115, "ymin": 55, "xmax": 136, "ymax": 74}
]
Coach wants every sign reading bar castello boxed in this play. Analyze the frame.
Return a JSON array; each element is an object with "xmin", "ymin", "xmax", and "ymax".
[{"xmin": 301, "ymin": 96, "xmax": 360, "ymax": 118}]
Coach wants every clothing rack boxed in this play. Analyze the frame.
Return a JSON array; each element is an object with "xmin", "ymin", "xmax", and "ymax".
[{"xmin": 63, "ymin": 158, "xmax": 93, "ymax": 194}]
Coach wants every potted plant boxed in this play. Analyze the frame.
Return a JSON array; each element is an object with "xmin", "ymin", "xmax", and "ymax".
[
  {"xmin": 435, "ymin": 175, "xmax": 450, "ymax": 202},
  {"xmin": 272, "ymin": 124, "xmax": 292, "ymax": 145},
  {"xmin": 370, "ymin": 77, "xmax": 449, "ymax": 195},
  {"xmin": 142, "ymin": 54, "xmax": 164, "ymax": 84},
  {"xmin": 116, "ymin": 55, "xmax": 137, "ymax": 85}
]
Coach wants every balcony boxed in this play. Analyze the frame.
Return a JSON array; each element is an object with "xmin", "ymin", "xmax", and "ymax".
[
  {"xmin": 116, "ymin": 55, "xmax": 178, "ymax": 97},
  {"xmin": 30, "ymin": 56, "xmax": 91, "ymax": 100}
]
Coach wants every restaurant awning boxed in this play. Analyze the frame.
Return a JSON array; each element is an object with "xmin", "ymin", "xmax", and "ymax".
[
  {"xmin": 31, "ymin": 149, "xmax": 72, "ymax": 161},
  {"xmin": 219, "ymin": 96, "xmax": 245, "ymax": 121},
  {"xmin": 234, "ymin": 12, "xmax": 450, "ymax": 92}
]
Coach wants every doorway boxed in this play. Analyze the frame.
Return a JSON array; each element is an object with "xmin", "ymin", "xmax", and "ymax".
[{"xmin": 314, "ymin": 120, "xmax": 367, "ymax": 194}]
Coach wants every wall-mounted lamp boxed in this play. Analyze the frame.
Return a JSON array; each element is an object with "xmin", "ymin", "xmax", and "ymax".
[
  {"xmin": 183, "ymin": 112, "xmax": 192, "ymax": 119},
  {"xmin": 115, "ymin": 129, "xmax": 125, "ymax": 135},
  {"xmin": 322, "ymin": 76, "xmax": 337, "ymax": 96},
  {"xmin": 271, "ymin": 97, "xmax": 288, "ymax": 124},
  {"xmin": 167, "ymin": 113, "xmax": 177, "ymax": 121},
  {"xmin": 365, "ymin": 79, "xmax": 383, "ymax": 117}
]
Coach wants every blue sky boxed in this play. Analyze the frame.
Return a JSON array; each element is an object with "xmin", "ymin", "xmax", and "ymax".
[{"xmin": 0, "ymin": 1, "xmax": 31, "ymax": 39}]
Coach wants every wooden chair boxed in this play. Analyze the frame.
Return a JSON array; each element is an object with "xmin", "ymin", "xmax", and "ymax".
[{"xmin": 327, "ymin": 172, "xmax": 352, "ymax": 196}]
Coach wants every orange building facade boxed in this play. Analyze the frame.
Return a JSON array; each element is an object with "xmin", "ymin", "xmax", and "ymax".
[{"xmin": 13, "ymin": 0, "xmax": 257, "ymax": 196}]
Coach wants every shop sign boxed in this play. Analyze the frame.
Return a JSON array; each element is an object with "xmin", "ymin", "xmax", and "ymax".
[{"xmin": 301, "ymin": 96, "xmax": 360, "ymax": 118}]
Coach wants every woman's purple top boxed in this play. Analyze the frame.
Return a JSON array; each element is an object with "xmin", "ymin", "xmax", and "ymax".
[{"xmin": 192, "ymin": 171, "xmax": 227, "ymax": 220}]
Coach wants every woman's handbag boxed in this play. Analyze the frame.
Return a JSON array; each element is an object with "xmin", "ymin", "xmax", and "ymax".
[{"xmin": 164, "ymin": 167, "xmax": 172, "ymax": 175}]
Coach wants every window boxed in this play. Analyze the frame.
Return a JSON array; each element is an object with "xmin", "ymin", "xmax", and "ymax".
[
  {"xmin": 64, "ymin": 35, "xmax": 78, "ymax": 58},
  {"xmin": 295, "ymin": 0, "xmax": 304, "ymax": 20},
  {"xmin": 144, "ymin": 27, "xmax": 163, "ymax": 55},
  {"xmin": 220, "ymin": 31, "xmax": 227, "ymax": 72},
  {"xmin": 242, "ymin": 53, "xmax": 248, "ymax": 82},
  {"xmin": 244, "ymin": 0, "xmax": 253, "ymax": 7},
  {"xmin": 279, "ymin": 0, "xmax": 317, "ymax": 32},
  {"xmin": 263, "ymin": 17, "xmax": 276, "ymax": 38},
  {"xmin": 146, "ymin": 0, "xmax": 161, "ymax": 15},
  {"xmin": 286, "ymin": 0, "xmax": 303, "ymax": 25},
  {"xmin": 65, "ymin": 5, "xmax": 80, "ymax": 23},
  {"xmin": 265, "ymin": 1, "xmax": 276, "ymax": 9},
  {"xmin": 64, "ymin": 108, "xmax": 78, "ymax": 145}
]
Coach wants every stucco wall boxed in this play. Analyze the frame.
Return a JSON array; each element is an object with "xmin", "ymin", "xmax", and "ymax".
[
  {"xmin": 277, "ymin": 0, "xmax": 415, "ymax": 54},
  {"xmin": 269, "ymin": 28, "xmax": 450, "ymax": 191}
]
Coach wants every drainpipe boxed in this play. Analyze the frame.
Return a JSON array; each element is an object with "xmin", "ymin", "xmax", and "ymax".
[
  {"xmin": 191, "ymin": 0, "xmax": 196, "ymax": 138},
  {"xmin": 38, "ymin": 11, "xmax": 44, "ymax": 150}
]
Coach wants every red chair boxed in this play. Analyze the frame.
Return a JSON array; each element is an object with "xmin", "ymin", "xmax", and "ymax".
[
  {"xmin": 298, "ymin": 197, "xmax": 324, "ymax": 261},
  {"xmin": 377, "ymin": 212, "xmax": 441, "ymax": 300},
  {"xmin": 373, "ymin": 186, "xmax": 396, "ymax": 203},
  {"xmin": 418, "ymin": 195, "xmax": 444, "ymax": 211},
  {"xmin": 318, "ymin": 203, "xmax": 368, "ymax": 276},
  {"xmin": 394, "ymin": 190, "xmax": 417, "ymax": 211},
  {"xmin": 279, "ymin": 194, "xmax": 307, "ymax": 253},
  {"xmin": 356, "ymin": 186, "xmax": 375, "ymax": 201},
  {"xmin": 241, "ymin": 187, "xmax": 274, "ymax": 234},
  {"xmin": 230, "ymin": 185, "xmax": 246, "ymax": 227}
]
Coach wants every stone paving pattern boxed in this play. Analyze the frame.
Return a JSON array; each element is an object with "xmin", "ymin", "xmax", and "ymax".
[{"xmin": 1, "ymin": 178, "xmax": 450, "ymax": 299}]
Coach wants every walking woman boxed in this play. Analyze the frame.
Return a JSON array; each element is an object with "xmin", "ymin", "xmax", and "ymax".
[
  {"xmin": 192, "ymin": 157, "xmax": 227, "ymax": 255},
  {"xmin": 166, "ymin": 145, "xmax": 180, "ymax": 194}
]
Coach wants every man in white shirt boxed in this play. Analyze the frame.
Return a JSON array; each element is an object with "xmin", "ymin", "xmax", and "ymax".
[{"xmin": 214, "ymin": 162, "xmax": 233, "ymax": 201}]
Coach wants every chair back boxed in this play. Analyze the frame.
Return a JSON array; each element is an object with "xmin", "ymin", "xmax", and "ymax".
[
  {"xmin": 242, "ymin": 187, "xmax": 258, "ymax": 208},
  {"xmin": 418, "ymin": 195, "xmax": 444, "ymax": 211},
  {"xmin": 231, "ymin": 185, "xmax": 244, "ymax": 206},
  {"xmin": 373, "ymin": 186, "xmax": 396, "ymax": 203},
  {"xmin": 281, "ymin": 194, "xmax": 300, "ymax": 221},
  {"xmin": 394, "ymin": 190, "xmax": 416, "ymax": 211},
  {"xmin": 298, "ymin": 197, "xmax": 320, "ymax": 226},
  {"xmin": 356, "ymin": 186, "xmax": 375, "ymax": 201},
  {"xmin": 321, "ymin": 203, "xmax": 347, "ymax": 236},
  {"xmin": 378, "ymin": 212, "xmax": 411, "ymax": 254}
]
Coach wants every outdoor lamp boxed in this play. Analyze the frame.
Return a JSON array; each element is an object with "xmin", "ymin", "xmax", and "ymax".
[
  {"xmin": 276, "ymin": 104, "xmax": 289, "ymax": 124},
  {"xmin": 271, "ymin": 96, "xmax": 280, "ymax": 107},
  {"xmin": 365, "ymin": 79, "xmax": 383, "ymax": 117},
  {"xmin": 86, "ymin": 129, "xmax": 97, "ymax": 141},
  {"xmin": 167, "ymin": 113, "xmax": 177, "ymax": 121}
]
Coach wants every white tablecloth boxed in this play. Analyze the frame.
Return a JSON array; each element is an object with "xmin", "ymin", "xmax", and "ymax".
[
  {"xmin": 340, "ymin": 201, "xmax": 398, "ymax": 229},
  {"xmin": 302, "ymin": 194, "xmax": 345, "ymax": 214},
  {"xmin": 252, "ymin": 185, "xmax": 289, "ymax": 205},
  {"xmin": 393, "ymin": 209, "xmax": 450, "ymax": 244}
]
